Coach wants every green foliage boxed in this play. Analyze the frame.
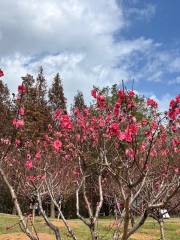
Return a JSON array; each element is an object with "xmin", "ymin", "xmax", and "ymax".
[
  {"xmin": 73, "ymin": 91, "xmax": 86, "ymax": 110},
  {"xmin": 48, "ymin": 73, "xmax": 67, "ymax": 111}
]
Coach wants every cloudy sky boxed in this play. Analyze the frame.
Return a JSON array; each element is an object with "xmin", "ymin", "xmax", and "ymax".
[{"xmin": 0, "ymin": 0, "xmax": 179, "ymax": 110}]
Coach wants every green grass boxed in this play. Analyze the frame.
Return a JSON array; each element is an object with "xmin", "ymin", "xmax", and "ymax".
[{"xmin": 0, "ymin": 214, "xmax": 179, "ymax": 239}]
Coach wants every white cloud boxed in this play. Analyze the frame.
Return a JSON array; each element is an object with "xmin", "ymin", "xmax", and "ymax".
[
  {"xmin": 125, "ymin": 4, "xmax": 156, "ymax": 21},
  {"xmin": 168, "ymin": 76, "xmax": 180, "ymax": 85},
  {"xmin": 0, "ymin": 0, "xmax": 179, "ymax": 108}
]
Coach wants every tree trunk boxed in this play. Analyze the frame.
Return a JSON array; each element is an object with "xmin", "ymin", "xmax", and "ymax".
[
  {"xmin": 121, "ymin": 196, "xmax": 130, "ymax": 240},
  {"xmin": 12, "ymin": 204, "xmax": 17, "ymax": 215},
  {"xmin": 32, "ymin": 206, "xmax": 36, "ymax": 232},
  {"xmin": 0, "ymin": 167, "xmax": 38, "ymax": 240},
  {"xmin": 37, "ymin": 192, "xmax": 61, "ymax": 240},
  {"xmin": 90, "ymin": 224, "xmax": 98, "ymax": 240},
  {"xmin": 159, "ymin": 219, "xmax": 165, "ymax": 240},
  {"xmin": 50, "ymin": 200, "xmax": 55, "ymax": 218}
]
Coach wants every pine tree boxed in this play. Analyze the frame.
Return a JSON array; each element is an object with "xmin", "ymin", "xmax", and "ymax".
[
  {"xmin": 48, "ymin": 73, "xmax": 67, "ymax": 112},
  {"xmin": 0, "ymin": 80, "xmax": 11, "ymax": 138},
  {"xmin": 73, "ymin": 91, "xmax": 86, "ymax": 110},
  {"xmin": 36, "ymin": 66, "xmax": 47, "ymax": 103},
  {"xmin": 18, "ymin": 72, "xmax": 51, "ymax": 141}
]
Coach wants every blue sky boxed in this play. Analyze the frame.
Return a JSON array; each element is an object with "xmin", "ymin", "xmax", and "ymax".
[
  {"xmin": 0, "ymin": 0, "xmax": 179, "ymax": 110},
  {"xmin": 119, "ymin": 0, "xmax": 180, "ymax": 99}
]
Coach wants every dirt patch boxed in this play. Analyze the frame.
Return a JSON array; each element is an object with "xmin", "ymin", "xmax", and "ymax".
[
  {"xmin": 51, "ymin": 220, "xmax": 79, "ymax": 228},
  {"xmin": 131, "ymin": 233, "xmax": 156, "ymax": 240},
  {"xmin": 0, "ymin": 233, "xmax": 55, "ymax": 240}
]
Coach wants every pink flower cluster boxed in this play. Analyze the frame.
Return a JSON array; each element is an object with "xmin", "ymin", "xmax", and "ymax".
[
  {"xmin": 147, "ymin": 98, "xmax": 158, "ymax": 108},
  {"xmin": 168, "ymin": 94, "xmax": 180, "ymax": 121},
  {"xmin": 18, "ymin": 84, "xmax": 26, "ymax": 94},
  {"xmin": 53, "ymin": 140, "xmax": 62, "ymax": 151},
  {"xmin": 12, "ymin": 118, "xmax": 24, "ymax": 128}
]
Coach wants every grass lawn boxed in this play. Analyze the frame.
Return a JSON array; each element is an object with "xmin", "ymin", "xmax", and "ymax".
[{"xmin": 0, "ymin": 214, "xmax": 179, "ymax": 240}]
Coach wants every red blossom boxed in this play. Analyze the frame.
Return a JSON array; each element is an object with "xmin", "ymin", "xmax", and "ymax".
[
  {"xmin": 147, "ymin": 98, "xmax": 158, "ymax": 108},
  {"xmin": 169, "ymin": 99, "xmax": 175, "ymax": 109},
  {"xmin": 118, "ymin": 90, "xmax": 125, "ymax": 99},
  {"xmin": 97, "ymin": 95, "xmax": 106, "ymax": 108},
  {"xmin": 128, "ymin": 90, "xmax": 135, "ymax": 97},
  {"xmin": 18, "ymin": 84, "xmax": 26, "ymax": 94},
  {"xmin": 109, "ymin": 123, "xmax": 119, "ymax": 136},
  {"xmin": 128, "ymin": 123, "xmax": 138, "ymax": 135},
  {"xmin": 176, "ymin": 94, "xmax": 180, "ymax": 103},
  {"xmin": 60, "ymin": 115, "xmax": 72, "ymax": 129},
  {"xmin": 0, "ymin": 69, "xmax": 4, "ymax": 77},
  {"xmin": 91, "ymin": 89, "xmax": 97, "ymax": 98}
]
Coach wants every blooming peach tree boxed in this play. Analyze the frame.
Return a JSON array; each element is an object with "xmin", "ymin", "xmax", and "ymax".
[{"xmin": 0, "ymin": 69, "xmax": 179, "ymax": 240}]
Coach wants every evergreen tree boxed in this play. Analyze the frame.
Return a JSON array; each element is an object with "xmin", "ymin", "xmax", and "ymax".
[
  {"xmin": 73, "ymin": 91, "xmax": 86, "ymax": 110},
  {"xmin": 36, "ymin": 66, "xmax": 47, "ymax": 103},
  {"xmin": 0, "ymin": 80, "xmax": 11, "ymax": 138},
  {"xmin": 18, "ymin": 72, "xmax": 51, "ymax": 142},
  {"xmin": 48, "ymin": 73, "xmax": 67, "ymax": 112}
]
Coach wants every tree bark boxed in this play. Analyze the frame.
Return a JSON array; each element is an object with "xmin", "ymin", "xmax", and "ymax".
[
  {"xmin": 90, "ymin": 223, "xmax": 98, "ymax": 240},
  {"xmin": 37, "ymin": 191, "xmax": 61, "ymax": 240},
  {"xmin": 12, "ymin": 204, "xmax": 17, "ymax": 215},
  {"xmin": 0, "ymin": 167, "xmax": 38, "ymax": 240},
  {"xmin": 121, "ymin": 196, "xmax": 130, "ymax": 240},
  {"xmin": 159, "ymin": 219, "xmax": 165, "ymax": 240},
  {"xmin": 50, "ymin": 199, "xmax": 55, "ymax": 218}
]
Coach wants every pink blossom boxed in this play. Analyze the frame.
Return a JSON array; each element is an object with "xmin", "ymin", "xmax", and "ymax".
[
  {"xmin": 169, "ymin": 99, "xmax": 175, "ymax": 109},
  {"xmin": 60, "ymin": 115, "xmax": 72, "ymax": 129},
  {"xmin": 15, "ymin": 139, "xmax": 20, "ymax": 146},
  {"xmin": 140, "ymin": 141, "xmax": 146, "ymax": 151},
  {"xmin": 128, "ymin": 123, "xmax": 138, "ymax": 135},
  {"xmin": 26, "ymin": 176, "xmax": 36, "ymax": 181},
  {"xmin": 118, "ymin": 90, "xmax": 125, "ymax": 99},
  {"xmin": 91, "ymin": 89, "xmax": 97, "ymax": 98},
  {"xmin": 109, "ymin": 123, "xmax": 119, "ymax": 136},
  {"xmin": 97, "ymin": 95, "xmax": 106, "ymax": 108},
  {"xmin": 174, "ymin": 168, "xmax": 179, "ymax": 174},
  {"xmin": 12, "ymin": 118, "xmax": 24, "ymax": 128},
  {"xmin": 125, "ymin": 148, "xmax": 134, "ymax": 160},
  {"xmin": 76, "ymin": 134, "xmax": 81, "ymax": 141},
  {"xmin": 35, "ymin": 150, "xmax": 41, "ymax": 159},
  {"xmin": 0, "ymin": 69, "xmax": 4, "ymax": 77},
  {"xmin": 118, "ymin": 131, "xmax": 126, "ymax": 141},
  {"xmin": 19, "ymin": 107, "xmax": 25, "ymax": 116},
  {"xmin": 147, "ymin": 98, "xmax": 158, "ymax": 108},
  {"xmin": 54, "ymin": 108, "xmax": 62, "ymax": 119},
  {"xmin": 176, "ymin": 94, "xmax": 180, "ymax": 103},
  {"xmin": 128, "ymin": 90, "xmax": 135, "ymax": 97},
  {"xmin": 18, "ymin": 84, "xmax": 26, "ymax": 94},
  {"xmin": 151, "ymin": 120, "xmax": 158, "ymax": 130},
  {"xmin": 40, "ymin": 175, "xmax": 46, "ymax": 180},
  {"xmin": 53, "ymin": 140, "xmax": 62, "ymax": 151},
  {"xmin": 25, "ymin": 160, "xmax": 33, "ymax": 169}
]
